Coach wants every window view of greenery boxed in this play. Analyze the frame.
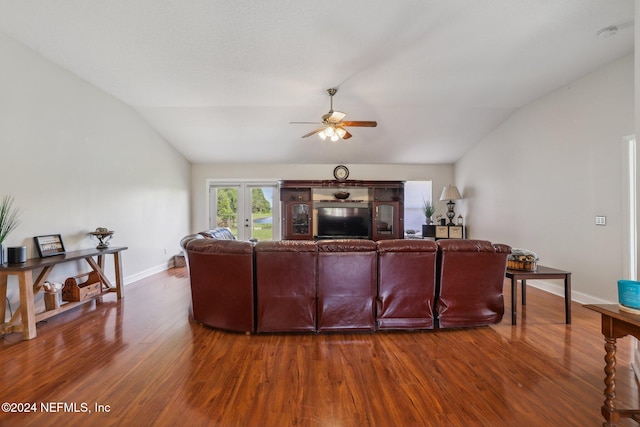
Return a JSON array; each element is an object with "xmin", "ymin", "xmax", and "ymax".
[
  {"xmin": 216, "ymin": 188, "xmax": 238, "ymax": 233},
  {"xmin": 251, "ymin": 188, "xmax": 273, "ymax": 240},
  {"xmin": 216, "ymin": 188, "xmax": 273, "ymax": 240}
]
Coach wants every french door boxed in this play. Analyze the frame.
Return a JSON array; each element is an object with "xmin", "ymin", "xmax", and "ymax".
[{"xmin": 208, "ymin": 181, "xmax": 279, "ymax": 241}]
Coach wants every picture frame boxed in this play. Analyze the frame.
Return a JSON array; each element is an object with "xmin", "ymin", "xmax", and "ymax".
[{"xmin": 34, "ymin": 234, "xmax": 66, "ymax": 257}]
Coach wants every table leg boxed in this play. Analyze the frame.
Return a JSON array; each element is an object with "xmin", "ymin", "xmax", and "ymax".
[
  {"xmin": 565, "ymin": 273, "xmax": 572, "ymax": 324},
  {"xmin": 85, "ymin": 254, "xmax": 124, "ymax": 300},
  {"xmin": 511, "ymin": 277, "xmax": 517, "ymax": 325},
  {"xmin": 95, "ymin": 254, "xmax": 106, "ymax": 303},
  {"xmin": 602, "ymin": 336, "xmax": 618, "ymax": 426},
  {"xmin": 0, "ymin": 273, "xmax": 7, "ymax": 325},
  {"xmin": 18, "ymin": 270, "xmax": 36, "ymax": 340},
  {"xmin": 522, "ymin": 279, "xmax": 527, "ymax": 305},
  {"xmin": 113, "ymin": 251, "xmax": 124, "ymax": 300}
]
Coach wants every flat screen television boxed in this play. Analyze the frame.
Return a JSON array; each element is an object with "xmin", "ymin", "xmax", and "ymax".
[{"xmin": 316, "ymin": 206, "xmax": 371, "ymax": 238}]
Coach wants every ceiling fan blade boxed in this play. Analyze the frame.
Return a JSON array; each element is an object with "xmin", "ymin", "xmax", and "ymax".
[
  {"xmin": 341, "ymin": 121, "xmax": 377, "ymax": 127},
  {"xmin": 327, "ymin": 111, "xmax": 346, "ymax": 123},
  {"xmin": 301, "ymin": 127, "xmax": 326, "ymax": 138},
  {"xmin": 342, "ymin": 130, "xmax": 353, "ymax": 140}
]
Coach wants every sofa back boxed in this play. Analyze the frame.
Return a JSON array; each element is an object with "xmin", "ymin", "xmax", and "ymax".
[
  {"xmin": 254, "ymin": 240, "xmax": 318, "ymax": 332},
  {"xmin": 376, "ymin": 239, "xmax": 438, "ymax": 330},
  {"xmin": 183, "ymin": 231, "xmax": 511, "ymax": 333},
  {"xmin": 186, "ymin": 238, "xmax": 254, "ymax": 332},
  {"xmin": 317, "ymin": 239, "xmax": 378, "ymax": 332},
  {"xmin": 436, "ymin": 240, "xmax": 510, "ymax": 328}
]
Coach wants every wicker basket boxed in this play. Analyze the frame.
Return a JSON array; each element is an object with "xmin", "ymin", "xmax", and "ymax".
[
  {"xmin": 508, "ymin": 248, "xmax": 538, "ymax": 271},
  {"xmin": 507, "ymin": 258, "xmax": 537, "ymax": 271}
]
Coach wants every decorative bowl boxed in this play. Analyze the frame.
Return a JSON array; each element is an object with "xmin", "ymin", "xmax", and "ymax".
[
  {"xmin": 618, "ymin": 280, "xmax": 640, "ymax": 310},
  {"xmin": 334, "ymin": 192, "xmax": 350, "ymax": 200}
]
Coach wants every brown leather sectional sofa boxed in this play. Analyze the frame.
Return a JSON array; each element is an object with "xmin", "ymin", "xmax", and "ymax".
[{"xmin": 182, "ymin": 230, "xmax": 511, "ymax": 333}]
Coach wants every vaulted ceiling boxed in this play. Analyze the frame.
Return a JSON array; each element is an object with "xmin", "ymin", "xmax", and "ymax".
[{"xmin": 0, "ymin": 1, "xmax": 634, "ymax": 164}]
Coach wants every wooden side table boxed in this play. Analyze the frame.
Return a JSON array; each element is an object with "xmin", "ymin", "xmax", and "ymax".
[
  {"xmin": 585, "ymin": 304, "xmax": 640, "ymax": 426},
  {"xmin": 505, "ymin": 265, "xmax": 571, "ymax": 325},
  {"xmin": 0, "ymin": 246, "xmax": 127, "ymax": 340}
]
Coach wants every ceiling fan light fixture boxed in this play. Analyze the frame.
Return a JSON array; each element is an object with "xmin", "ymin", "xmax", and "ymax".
[
  {"xmin": 293, "ymin": 87, "xmax": 377, "ymax": 141},
  {"xmin": 325, "ymin": 126, "xmax": 335, "ymax": 137}
]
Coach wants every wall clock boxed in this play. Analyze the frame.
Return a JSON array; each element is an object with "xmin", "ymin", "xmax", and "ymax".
[{"xmin": 333, "ymin": 165, "xmax": 349, "ymax": 181}]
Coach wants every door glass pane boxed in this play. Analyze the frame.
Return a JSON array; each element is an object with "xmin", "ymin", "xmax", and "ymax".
[
  {"xmin": 249, "ymin": 186, "xmax": 274, "ymax": 241},
  {"xmin": 216, "ymin": 187, "xmax": 239, "ymax": 236}
]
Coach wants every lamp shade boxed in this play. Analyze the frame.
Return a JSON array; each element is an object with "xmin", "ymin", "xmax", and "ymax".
[{"xmin": 440, "ymin": 185, "xmax": 462, "ymax": 201}]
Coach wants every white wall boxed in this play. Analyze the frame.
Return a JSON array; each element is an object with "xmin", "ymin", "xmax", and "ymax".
[
  {"xmin": 636, "ymin": 0, "xmax": 640, "ymax": 281},
  {"xmin": 0, "ymin": 32, "xmax": 191, "ymax": 314},
  {"xmin": 456, "ymin": 54, "xmax": 634, "ymax": 303},
  {"xmin": 190, "ymin": 163, "xmax": 454, "ymax": 233}
]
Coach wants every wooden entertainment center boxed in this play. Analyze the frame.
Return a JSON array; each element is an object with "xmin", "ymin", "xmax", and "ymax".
[{"xmin": 280, "ymin": 180, "xmax": 404, "ymax": 240}]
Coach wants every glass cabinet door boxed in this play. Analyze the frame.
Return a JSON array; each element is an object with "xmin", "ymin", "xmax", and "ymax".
[
  {"xmin": 290, "ymin": 202, "xmax": 310, "ymax": 236},
  {"xmin": 375, "ymin": 204, "xmax": 394, "ymax": 235}
]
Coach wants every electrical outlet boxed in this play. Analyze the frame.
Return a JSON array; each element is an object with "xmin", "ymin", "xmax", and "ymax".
[{"xmin": 595, "ymin": 216, "xmax": 606, "ymax": 226}]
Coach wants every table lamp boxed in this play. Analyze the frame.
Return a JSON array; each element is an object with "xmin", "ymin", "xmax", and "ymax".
[{"xmin": 440, "ymin": 185, "xmax": 462, "ymax": 225}]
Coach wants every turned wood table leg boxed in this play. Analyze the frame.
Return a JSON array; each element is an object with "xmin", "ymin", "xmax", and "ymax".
[{"xmin": 602, "ymin": 336, "xmax": 618, "ymax": 426}]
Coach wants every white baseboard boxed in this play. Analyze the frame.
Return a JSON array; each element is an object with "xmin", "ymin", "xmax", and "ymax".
[
  {"xmin": 523, "ymin": 279, "xmax": 614, "ymax": 305},
  {"xmin": 124, "ymin": 262, "xmax": 172, "ymax": 285}
]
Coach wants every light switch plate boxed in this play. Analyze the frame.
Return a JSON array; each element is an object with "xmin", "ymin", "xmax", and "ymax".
[{"xmin": 595, "ymin": 216, "xmax": 606, "ymax": 226}]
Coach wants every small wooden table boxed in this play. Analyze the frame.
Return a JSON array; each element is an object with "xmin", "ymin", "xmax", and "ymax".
[
  {"xmin": 505, "ymin": 265, "xmax": 572, "ymax": 325},
  {"xmin": 0, "ymin": 246, "xmax": 127, "ymax": 340},
  {"xmin": 585, "ymin": 304, "xmax": 640, "ymax": 426}
]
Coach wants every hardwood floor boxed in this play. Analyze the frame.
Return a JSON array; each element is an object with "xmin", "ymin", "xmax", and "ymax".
[{"xmin": 1, "ymin": 268, "xmax": 638, "ymax": 426}]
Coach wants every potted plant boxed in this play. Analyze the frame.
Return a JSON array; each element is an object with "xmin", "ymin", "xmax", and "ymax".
[
  {"xmin": 423, "ymin": 199, "xmax": 436, "ymax": 225},
  {"xmin": 421, "ymin": 200, "xmax": 437, "ymax": 238},
  {"xmin": 0, "ymin": 195, "xmax": 21, "ymax": 264}
]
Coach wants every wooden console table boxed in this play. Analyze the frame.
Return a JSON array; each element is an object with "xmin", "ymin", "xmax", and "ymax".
[
  {"xmin": 505, "ymin": 265, "xmax": 571, "ymax": 325},
  {"xmin": 0, "ymin": 246, "xmax": 127, "ymax": 340},
  {"xmin": 585, "ymin": 304, "xmax": 640, "ymax": 426}
]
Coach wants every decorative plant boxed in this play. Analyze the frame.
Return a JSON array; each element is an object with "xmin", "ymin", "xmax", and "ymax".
[
  {"xmin": 0, "ymin": 195, "xmax": 21, "ymax": 245},
  {"xmin": 423, "ymin": 199, "xmax": 436, "ymax": 224}
]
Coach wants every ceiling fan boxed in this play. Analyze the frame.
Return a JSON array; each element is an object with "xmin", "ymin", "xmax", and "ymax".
[{"xmin": 291, "ymin": 88, "xmax": 377, "ymax": 141}]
